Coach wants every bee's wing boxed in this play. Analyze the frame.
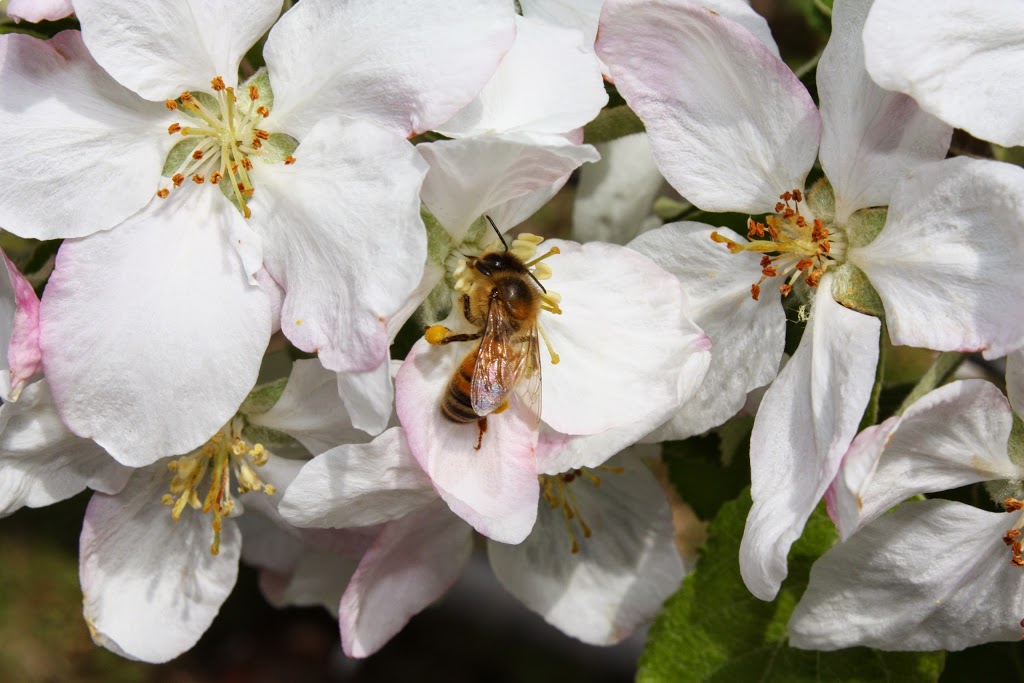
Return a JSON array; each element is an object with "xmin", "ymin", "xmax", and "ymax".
[
  {"xmin": 513, "ymin": 322, "xmax": 543, "ymax": 430},
  {"xmin": 470, "ymin": 297, "xmax": 530, "ymax": 417}
]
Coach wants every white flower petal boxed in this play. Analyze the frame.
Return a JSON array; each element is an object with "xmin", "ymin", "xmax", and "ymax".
[
  {"xmin": 1008, "ymin": 349, "xmax": 1024, "ymax": 418},
  {"xmin": 0, "ymin": 250, "xmax": 41, "ymax": 399},
  {"xmin": 863, "ymin": 0, "xmax": 1024, "ymax": 147},
  {"xmin": 830, "ymin": 379, "xmax": 1017, "ymax": 540},
  {"xmin": 6, "ymin": 0, "xmax": 73, "ymax": 22},
  {"xmin": 40, "ymin": 191, "xmax": 271, "ymax": 466},
  {"xmin": 817, "ymin": 0, "xmax": 951, "ymax": 222},
  {"xmin": 280, "ymin": 427, "xmax": 438, "ymax": 530},
  {"xmin": 694, "ymin": 0, "xmax": 780, "ymax": 56},
  {"xmin": 438, "ymin": 15, "xmax": 606, "ymax": 137},
  {"xmin": 572, "ymin": 133, "xmax": 664, "ymax": 245},
  {"xmin": 0, "ymin": 31, "xmax": 173, "ymax": 239},
  {"xmin": 597, "ymin": 0, "xmax": 820, "ymax": 213},
  {"xmin": 540, "ymin": 239, "xmax": 711, "ymax": 435},
  {"xmin": 790, "ymin": 500, "xmax": 1024, "ymax": 651},
  {"xmin": 630, "ymin": 223, "xmax": 786, "ymax": 440},
  {"xmin": 248, "ymin": 116, "xmax": 427, "ymax": 374},
  {"xmin": 249, "ymin": 358, "xmax": 368, "ymax": 457},
  {"xmin": 339, "ymin": 501, "xmax": 473, "ymax": 658},
  {"xmin": 80, "ymin": 468, "xmax": 241, "ymax": 663},
  {"xmin": 395, "ymin": 338, "xmax": 540, "ymax": 544},
  {"xmin": 741, "ymin": 278, "xmax": 880, "ymax": 601},
  {"xmin": 850, "ymin": 157, "xmax": 1024, "ymax": 359},
  {"xmin": 74, "ymin": 0, "xmax": 281, "ymax": 100},
  {"xmin": 420, "ymin": 135, "xmax": 599, "ymax": 245},
  {"xmin": 259, "ymin": 546, "xmax": 360, "ymax": 615},
  {"xmin": 520, "ymin": 0, "xmax": 603, "ymax": 49},
  {"xmin": 264, "ymin": 0, "xmax": 515, "ymax": 138},
  {"xmin": 0, "ymin": 380, "xmax": 130, "ymax": 516},
  {"xmin": 489, "ymin": 452, "xmax": 683, "ymax": 645}
]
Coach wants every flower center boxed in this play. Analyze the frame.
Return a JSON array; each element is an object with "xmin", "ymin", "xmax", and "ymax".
[
  {"xmin": 160, "ymin": 419, "xmax": 275, "ymax": 556},
  {"xmin": 538, "ymin": 465, "xmax": 623, "ymax": 554},
  {"xmin": 711, "ymin": 189, "xmax": 847, "ymax": 301},
  {"xmin": 1000, "ymin": 498, "xmax": 1024, "ymax": 637},
  {"xmin": 156, "ymin": 75, "xmax": 296, "ymax": 218}
]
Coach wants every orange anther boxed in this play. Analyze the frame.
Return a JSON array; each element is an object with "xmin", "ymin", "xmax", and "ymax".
[
  {"xmin": 241, "ymin": 158, "xmax": 253, "ymax": 171},
  {"xmin": 172, "ymin": 173, "xmax": 185, "ymax": 187},
  {"xmin": 257, "ymin": 105, "xmax": 270, "ymax": 118},
  {"xmin": 156, "ymin": 188, "xmax": 170, "ymax": 198},
  {"xmin": 248, "ymin": 85, "xmax": 260, "ymax": 101},
  {"xmin": 805, "ymin": 269, "xmax": 824, "ymax": 288},
  {"xmin": 254, "ymin": 129, "xmax": 270, "ymax": 140},
  {"xmin": 192, "ymin": 174, "xmax": 205, "ymax": 184},
  {"xmin": 795, "ymin": 258, "xmax": 814, "ymax": 271},
  {"xmin": 168, "ymin": 123, "xmax": 182, "ymax": 134},
  {"xmin": 793, "ymin": 189, "xmax": 803, "ymax": 202},
  {"xmin": 210, "ymin": 171, "xmax": 222, "ymax": 185},
  {"xmin": 1012, "ymin": 557, "xmax": 1024, "ymax": 567},
  {"xmin": 751, "ymin": 283, "xmax": 761, "ymax": 301},
  {"xmin": 284, "ymin": 156, "xmax": 296, "ymax": 165},
  {"xmin": 779, "ymin": 283, "xmax": 793, "ymax": 297},
  {"xmin": 250, "ymin": 138, "xmax": 263, "ymax": 150},
  {"xmin": 180, "ymin": 91, "xmax": 193, "ymax": 102},
  {"xmin": 211, "ymin": 76, "xmax": 226, "ymax": 91},
  {"xmin": 1005, "ymin": 498, "xmax": 1024, "ymax": 512},
  {"xmin": 192, "ymin": 149, "xmax": 204, "ymax": 160},
  {"xmin": 165, "ymin": 99, "xmax": 178, "ymax": 110}
]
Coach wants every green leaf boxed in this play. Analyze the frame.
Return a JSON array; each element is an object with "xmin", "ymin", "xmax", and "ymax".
[
  {"xmin": 638, "ymin": 490, "xmax": 945, "ymax": 683},
  {"xmin": 582, "ymin": 105, "xmax": 645, "ymax": 145},
  {"xmin": 895, "ymin": 351, "xmax": 967, "ymax": 416}
]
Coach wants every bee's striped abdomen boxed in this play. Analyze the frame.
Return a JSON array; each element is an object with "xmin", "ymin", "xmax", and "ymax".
[{"xmin": 441, "ymin": 350, "xmax": 480, "ymax": 423}]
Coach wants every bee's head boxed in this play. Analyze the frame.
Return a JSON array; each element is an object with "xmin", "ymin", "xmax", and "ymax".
[{"xmin": 473, "ymin": 252, "xmax": 527, "ymax": 277}]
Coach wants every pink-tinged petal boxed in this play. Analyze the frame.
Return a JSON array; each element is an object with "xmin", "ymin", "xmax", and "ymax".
[
  {"xmin": 741, "ymin": 278, "xmax": 880, "ymax": 601},
  {"xmin": 489, "ymin": 452, "xmax": 683, "ymax": 645},
  {"xmin": 74, "ymin": 0, "xmax": 281, "ymax": 100},
  {"xmin": 254, "ymin": 268, "xmax": 283, "ymax": 332},
  {"xmin": 597, "ymin": 0, "xmax": 820, "ymax": 214},
  {"xmin": 40, "ymin": 191, "xmax": 271, "ymax": 466},
  {"xmin": 790, "ymin": 500, "xmax": 1024, "ymax": 651},
  {"xmin": 419, "ymin": 135, "xmax": 599, "ymax": 245},
  {"xmin": 572, "ymin": 133, "xmax": 664, "ymax": 245},
  {"xmin": 264, "ymin": 0, "xmax": 515, "ymax": 138},
  {"xmin": 0, "ymin": 250, "xmax": 41, "ymax": 400},
  {"xmin": 438, "ymin": 15, "xmax": 606, "ymax": 137},
  {"xmin": 248, "ymin": 116, "xmax": 427, "ymax": 374},
  {"xmin": 340, "ymin": 501, "xmax": 473, "ymax": 658},
  {"xmin": 1008, "ymin": 349, "xmax": 1024, "ymax": 418},
  {"xmin": 850, "ymin": 157, "xmax": 1024, "ymax": 359},
  {"xmin": 864, "ymin": 0, "xmax": 1024, "ymax": 148},
  {"xmin": 396, "ymin": 338, "xmax": 540, "ymax": 544},
  {"xmin": 540, "ymin": 240, "xmax": 711, "ymax": 435},
  {"xmin": 80, "ymin": 468, "xmax": 241, "ymax": 663},
  {"xmin": 249, "ymin": 358, "xmax": 370, "ymax": 457},
  {"xmin": 630, "ymin": 223, "xmax": 786, "ymax": 441},
  {"xmin": 280, "ymin": 427, "xmax": 438, "ymax": 530},
  {"xmin": 257, "ymin": 546, "xmax": 360, "ymax": 615},
  {"xmin": 693, "ymin": 0, "xmax": 780, "ymax": 56},
  {"xmin": 0, "ymin": 31, "xmax": 173, "ymax": 239},
  {"xmin": 0, "ymin": 380, "xmax": 130, "ymax": 516},
  {"xmin": 831, "ymin": 380, "xmax": 1017, "ymax": 540},
  {"xmin": 6, "ymin": 0, "xmax": 72, "ymax": 21},
  {"xmin": 818, "ymin": 0, "xmax": 952, "ymax": 222}
]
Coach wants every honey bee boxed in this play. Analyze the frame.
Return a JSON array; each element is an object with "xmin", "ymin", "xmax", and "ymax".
[{"xmin": 425, "ymin": 217, "xmax": 556, "ymax": 449}]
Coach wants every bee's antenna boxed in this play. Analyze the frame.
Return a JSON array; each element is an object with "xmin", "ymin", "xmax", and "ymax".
[
  {"xmin": 528, "ymin": 270, "xmax": 548, "ymax": 294},
  {"xmin": 485, "ymin": 215, "xmax": 510, "ymax": 251}
]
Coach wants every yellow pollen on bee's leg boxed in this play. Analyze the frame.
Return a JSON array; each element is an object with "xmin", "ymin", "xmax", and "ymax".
[{"xmin": 424, "ymin": 325, "xmax": 451, "ymax": 345}]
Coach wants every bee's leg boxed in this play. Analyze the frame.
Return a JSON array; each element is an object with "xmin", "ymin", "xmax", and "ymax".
[
  {"xmin": 474, "ymin": 417, "xmax": 488, "ymax": 451},
  {"xmin": 462, "ymin": 294, "xmax": 473, "ymax": 323},
  {"xmin": 424, "ymin": 325, "xmax": 482, "ymax": 346}
]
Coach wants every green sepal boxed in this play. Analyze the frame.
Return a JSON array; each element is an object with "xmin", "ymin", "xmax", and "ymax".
[
  {"xmin": 240, "ymin": 423, "xmax": 297, "ymax": 450},
  {"xmin": 804, "ymin": 177, "xmax": 834, "ymax": 224},
  {"xmin": 637, "ymin": 490, "xmax": 946, "ymax": 683},
  {"xmin": 263, "ymin": 133, "xmax": 299, "ymax": 164},
  {"xmin": 240, "ymin": 68, "xmax": 274, "ymax": 114},
  {"xmin": 184, "ymin": 90, "xmax": 218, "ymax": 116},
  {"xmin": 238, "ymin": 377, "xmax": 288, "ymax": 417},
  {"xmin": 423, "ymin": 205, "xmax": 453, "ymax": 266},
  {"xmin": 161, "ymin": 137, "xmax": 201, "ymax": 177},
  {"xmin": 1008, "ymin": 412, "xmax": 1024, "ymax": 469},
  {"xmin": 654, "ymin": 197, "xmax": 691, "ymax": 222},
  {"xmin": 830, "ymin": 262, "xmax": 885, "ymax": 318},
  {"xmin": 845, "ymin": 206, "xmax": 888, "ymax": 249},
  {"xmin": 582, "ymin": 105, "xmax": 645, "ymax": 145}
]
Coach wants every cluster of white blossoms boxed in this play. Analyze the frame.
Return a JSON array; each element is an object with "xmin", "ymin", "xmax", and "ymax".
[{"xmin": 0, "ymin": 0, "xmax": 1023, "ymax": 670}]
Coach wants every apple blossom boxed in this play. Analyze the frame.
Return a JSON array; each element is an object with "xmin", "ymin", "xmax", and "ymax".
[
  {"xmin": 598, "ymin": 0, "xmax": 1024, "ymax": 601},
  {"xmin": 80, "ymin": 358, "xmax": 372, "ymax": 663},
  {"xmin": 396, "ymin": 233, "xmax": 710, "ymax": 543},
  {"xmin": 5, "ymin": 0, "xmax": 72, "ymax": 22},
  {"xmin": 0, "ymin": 0, "xmax": 516, "ymax": 464},
  {"xmin": 788, "ymin": 379, "xmax": 1024, "ymax": 650},
  {"xmin": 863, "ymin": 0, "xmax": 1024, "ymax": 148},
  {"xmin": 280, "ymin": 432, "xmax": 682, "ymax": 657}
]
